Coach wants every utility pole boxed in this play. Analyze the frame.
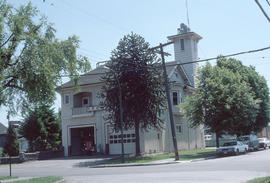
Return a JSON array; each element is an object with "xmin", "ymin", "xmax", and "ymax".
[{"xmin": 159, "ymin": 43, "xmax": 179, "ymax": 160}]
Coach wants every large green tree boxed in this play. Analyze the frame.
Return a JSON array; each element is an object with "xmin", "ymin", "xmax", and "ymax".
[
  {"xmin": 0, "ymin": 1, "xmax": 90, "ymax": 113},
  {"xmin": 100, "ymin": 33, "xmax": 166, "ymax": 155},
  {"xmin": 182, "ymin": 57, "xmax": 269, "ymax": 147},
  {"xmin": 4, "ymin": 125, "xmax": 19, "ymax": 156},
  {"xmin": 20, "ymin": 105, "xmax": 61, "ymax": 151}
]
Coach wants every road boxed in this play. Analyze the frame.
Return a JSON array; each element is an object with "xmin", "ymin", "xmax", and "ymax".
[{"xmin": 0, "ymin": 149, "xmax": 270, "ymax": 183}]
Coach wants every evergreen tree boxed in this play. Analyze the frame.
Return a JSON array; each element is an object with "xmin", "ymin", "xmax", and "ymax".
[
  {"xmin": 20, "ymin": 105, "xmax": 61, "ymax": 151},
  {"xmin": 100, "ymin": 33, "xmax": 166, "ymax": 155},
  {"xmin": 4, "ymin": 125, "xmax": 19, "ymax": 156}
]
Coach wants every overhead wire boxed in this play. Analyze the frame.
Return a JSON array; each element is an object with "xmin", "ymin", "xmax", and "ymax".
[
  {"xmin": 59, "ymin": 45, "xmax": 270, "ymax": 77},
  {"xmin": 59, "ymin": 0, "xmax": 129, "ymax": 34}
]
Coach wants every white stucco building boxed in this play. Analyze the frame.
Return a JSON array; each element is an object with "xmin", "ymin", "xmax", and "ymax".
[{"xmin": 59, "ymin": 25, "xmax": 205, "ymax": 156}]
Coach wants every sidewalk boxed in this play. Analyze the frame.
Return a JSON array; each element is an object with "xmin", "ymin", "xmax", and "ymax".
[
  {"xmin": 89, "ymin": 158, "xmax": 197, "ymax": 168},
  {"xmin": 0, "ymin": 177, "xmax": 33, "ymax": 183}
]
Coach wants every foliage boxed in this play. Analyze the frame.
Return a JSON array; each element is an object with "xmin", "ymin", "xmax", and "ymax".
[
  {"xmin": 246, "ymin": 176, "xmax": 270, "ymax": 183},
  {"xmin": 3, "ymin": 125, "xmax": 19, "ymax": 156},
  {"xmin": 0, "ymin": 147, "xmax": 3, "ymax": 157},
  {"xmin": 0, "ymin": 1, "xmax": 90, "ymax": 114},
  {"xmin": 100, "ymin": 32, "xmax": 166, "ymax": 155},
  {"xmin": 216, "ymin": 57, "xmax": 270, "ymax": 133},
  {"xmin": 20, "ymin": 105, "xmax": 61, "ymax": 151},
  {"xmin": 182, "ymin": 57, "xmax": 269, "ymax": 145}
]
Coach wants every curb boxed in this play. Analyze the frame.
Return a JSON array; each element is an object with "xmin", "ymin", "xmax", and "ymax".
[
  {"xmin": 55, "ymin": 179, "xmax": 65, "ymax": 183},
  {"xmin": 89, "ymin": 161, "xmax": 179, "ymax": 168}
]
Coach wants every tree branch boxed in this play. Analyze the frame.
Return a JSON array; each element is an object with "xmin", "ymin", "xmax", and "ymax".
[
  {"xmin": 0, "ymin": 33, "xmax": 14, "ymax": 48},
  {"xmin": 4, "ymin": 83, "xmax": 24, "ymax": 91},
  {"xmin": 6, "ymin": 43, "xmax": 27, "ymax": 67},
  {"xmin": 255, "ymin": 0, "xmax": 270, "ymax": 23}
]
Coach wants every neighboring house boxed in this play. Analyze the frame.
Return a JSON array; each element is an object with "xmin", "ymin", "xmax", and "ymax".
[
  {"xmin": 4, "ymin": 121, "xmax": 29, "ymax": 152},
  {"xmin": 59, "ymin": 24, "xmax": 205, "ymax": 156},
  {"xmin": 0, "ymin": 123, "xmax": 7, "ymax": 148}
]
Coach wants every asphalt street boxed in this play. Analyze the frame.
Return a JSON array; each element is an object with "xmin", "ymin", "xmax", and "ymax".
[{"xmin": 0, "ymin": 149, "xmax": 270, "ymax": 183}]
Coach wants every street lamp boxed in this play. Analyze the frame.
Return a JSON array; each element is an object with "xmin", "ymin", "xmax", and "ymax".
[{"xmin": 104, "ymin": 66, "xmax": 125, "ymax": 163}]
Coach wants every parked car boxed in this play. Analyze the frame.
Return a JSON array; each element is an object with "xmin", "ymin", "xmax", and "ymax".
[
  {"xmin": 237, "ymin": 134, "xmax": 259, "ymax": 151},
  {"xmin": 258, "ymin": 137, "xmax": 270, "ymax": 149},
  {"xmin": 216, "ymin": 141, "xmax": 248, "ymax": 156}
]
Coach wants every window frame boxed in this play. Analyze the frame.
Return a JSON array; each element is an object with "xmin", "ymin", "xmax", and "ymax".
[
  {"xmin": 180, "ymin": 39, "xmax": 185, "ymax": 51},
  {"xmin": 172, "ymin": 91, "xmax": 178, "ymax": 106},
  {"xmin": 82, "ymin": 96, "xmax": 90, "ymax": 107},
  {"xmin": 64, "ymin": 94, "xmax": 70, "ymax": 104}
]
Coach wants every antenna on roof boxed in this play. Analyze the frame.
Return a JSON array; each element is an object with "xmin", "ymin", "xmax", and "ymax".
[{"xmin": 185, "ymin": 0, "xmax": 190, "ymax": 29}]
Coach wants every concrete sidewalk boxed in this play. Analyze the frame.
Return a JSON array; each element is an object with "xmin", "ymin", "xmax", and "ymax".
[{"xmin": 89, "ymin": 158, "xmax": 197, "ymax": 168}]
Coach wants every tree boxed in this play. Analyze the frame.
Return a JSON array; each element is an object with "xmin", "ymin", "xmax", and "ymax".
[
  {"xmin": 182, "ymin": 57, "xmax": 269, "ymax": 147},
  {"xmin": 216, "ymin": 57, "xmax": 270, "ymax": 134},
  {"xmin": 4, "ymin": 125, "xmax": 19, "ymax": 156},
  {"xmin": 0, "ymin": 1, "xmax": 90, "ymax": 114},
  {"xmin": 100, "ymin": 33, "xmax": 166, "ymax": 155},
  {"xmin": 20, "ymin": 105, "xmax": 61, "ymax": 151}
]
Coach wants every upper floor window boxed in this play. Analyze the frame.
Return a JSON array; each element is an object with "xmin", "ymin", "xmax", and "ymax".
[
  {"xmin": 176, "ymin": 124, "xmax": 182, "ymax": 133},
  {"xmin": 173, "ymin": 92, "xmax": 178, "ymax": 105},
  {"xmin": 180, "ymin": 39, "xmax": 185, "ymax": 50},
  {"xmin": 64, "ymin": 94, "xmax": 70, "ymax": 104},
  {"xmin": 82, "ymin": 96, "xmax": 90, "ymax": 107}
]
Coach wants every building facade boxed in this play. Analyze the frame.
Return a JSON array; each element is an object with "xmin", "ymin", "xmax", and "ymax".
[{"xmin": 59, "ymin": 25, "xmax": 205, "ymax": 156}]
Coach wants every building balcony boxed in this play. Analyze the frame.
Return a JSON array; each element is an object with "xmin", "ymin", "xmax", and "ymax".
[
  {"xmin": 172, "ymin": 106, "xmax": 183, "ymax": 116},
  {"xmin": 72, "ymin": 106, "xmax": 103, "ymax": 118}
]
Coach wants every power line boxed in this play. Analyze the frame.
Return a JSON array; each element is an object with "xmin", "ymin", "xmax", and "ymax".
[
  {"xmin": 60, "ymin": 45, "xmax": 270, "ymax": 78},
  {"xmin": 266, "ymin": 0, "xmax": 270, "ymax": 7},
  {"xmin": 255, "ymin": 0, "xmax": 270, "ymax": 23},
  {"xmin": 59, "ymin": 0, "xmax": 129, "ymax": 33}
]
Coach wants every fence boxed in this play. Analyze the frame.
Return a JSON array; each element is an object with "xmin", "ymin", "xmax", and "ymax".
[{"xmin": 0, "ymin": 149, "xmax": 64, "ymax": 164}]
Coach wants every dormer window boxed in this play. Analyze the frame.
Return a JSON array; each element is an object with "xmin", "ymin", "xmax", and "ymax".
[{"xmin": 180, "ymin": 39, "xmax": 185, "ymax": 50}]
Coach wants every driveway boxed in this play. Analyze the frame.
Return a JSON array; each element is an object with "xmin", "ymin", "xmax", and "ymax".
[{"xmin": 0, "ymin": 150, "xmax": 270, "ymax": 182}]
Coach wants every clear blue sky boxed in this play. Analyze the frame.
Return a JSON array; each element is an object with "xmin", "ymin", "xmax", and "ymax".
[{"xmin": 1, "ymin": 0, "xmax": 270, "ymax": 126}]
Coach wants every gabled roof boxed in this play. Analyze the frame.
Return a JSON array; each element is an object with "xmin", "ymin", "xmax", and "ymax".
[
  {"xmin": 0, "ymin": 123, "xmax": 7, "ymax": 135},
  {"xmin": 165, "ymin": 61, "xmax": 192, "ymax": 86},
  {"xmin": 60, "ymin": 67, "xmax": 107, "ymax": 89},
  {"xmin": 59, "ymin": 61, "xmax": 191, "ymax": 90}
]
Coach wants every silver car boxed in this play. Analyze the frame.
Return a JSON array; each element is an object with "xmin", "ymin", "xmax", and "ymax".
[
  {"xmin": 258, "ymin": 137, "xmax": 270, "ymax": 149},
  {"xmin": 217, "ymin": 141, "xmax": 248, "ymax": 156}
]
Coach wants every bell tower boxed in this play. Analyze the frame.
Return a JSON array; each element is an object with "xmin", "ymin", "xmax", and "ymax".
[{"xmin": 167, "ymin": 23, "xmax": 202, "ymax": 86}]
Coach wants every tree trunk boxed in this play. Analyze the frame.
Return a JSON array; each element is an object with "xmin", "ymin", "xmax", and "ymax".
[
  {"xmin": 216, "ymin": 132, "xmax": 220, "ymax": 148},
  {"xmin": 135, "ymin": 121, "xmax": 140, "ymax": 156}
]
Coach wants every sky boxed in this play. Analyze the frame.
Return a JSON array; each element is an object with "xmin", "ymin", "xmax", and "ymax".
[{"xmin": 1, "ymin": 0, "xmax": 270, "ymax": 126}]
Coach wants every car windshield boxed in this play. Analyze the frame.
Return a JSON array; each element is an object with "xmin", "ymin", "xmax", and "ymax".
[
  {"xmin": 238, "ymin": 137, "xmax": 249, "ymax": 141},
  {"xmin": 258, "ymin": 138, "xmax": 265, "ymax": 142},
  {"xmin": 223, "ymin": 142, "xmax": 237, "ymax": 146}
]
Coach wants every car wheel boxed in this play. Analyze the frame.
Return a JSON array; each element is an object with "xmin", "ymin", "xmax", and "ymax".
[{"xmin": 264, "ymin": 144, "xmax": 267, "ymax": 149}]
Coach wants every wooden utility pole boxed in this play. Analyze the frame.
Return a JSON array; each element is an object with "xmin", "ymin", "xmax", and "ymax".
[{"xmin": 159, "ymin": 43, "xmax": 179, "ymax": 160}]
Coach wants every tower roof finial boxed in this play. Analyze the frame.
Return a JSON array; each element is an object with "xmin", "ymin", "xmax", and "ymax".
[{"xmin": 177, "ymin": 23, "xmax": 190, "ymax": 34}]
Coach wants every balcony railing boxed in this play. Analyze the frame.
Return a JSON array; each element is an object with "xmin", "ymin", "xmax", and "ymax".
[{"xmin": 72, "ymin": 106, "xmax": 103, "ymax": 116}]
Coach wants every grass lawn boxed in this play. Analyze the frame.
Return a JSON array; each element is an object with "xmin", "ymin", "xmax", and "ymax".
[
  {"xmin": 0, "ymin": 176, "xmax": 18, "ymax": 181},
  {"xmin": 9, "ymin": 176, "xmax": 62, "ymax": 183},
  {"xmin": 246, "ymin": 176, "xmax": 270, "ymax": 183},
  {"xmin": 0, "ymin": 147, "xmax": 3, "ymax": 157},
  {"xmin": 99, "ymin": 148, "xmax": 216, "ymax": 165}
]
